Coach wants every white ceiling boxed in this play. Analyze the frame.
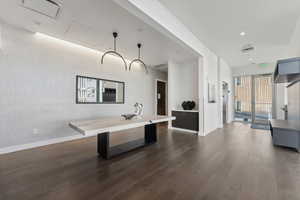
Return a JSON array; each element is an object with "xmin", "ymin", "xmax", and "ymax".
[
  {"xmin": 0, "ymin": 0, "xmax": 197, "ymax": 67},
  {"xmin": 159, "ymin": 0, "xmax": 300, "ymax": 67}
]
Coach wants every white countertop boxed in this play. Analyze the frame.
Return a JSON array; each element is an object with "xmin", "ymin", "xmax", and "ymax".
[
  {"xmin": 69, "ymin": 115, "xmax": 175, "ymax": 136},
  {"xmin": 172, "ymin": 109, "xmax": 199, "ymax": 113}
]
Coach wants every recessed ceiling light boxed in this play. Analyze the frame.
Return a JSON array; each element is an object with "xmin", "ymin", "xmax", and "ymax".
[
  {"xmin": 249, "ymin": 58, "xmax": 253, "ymax": 61},
  {"xmin": 240, "ymin": 32, "xmax": 246, "ymax": 36}
]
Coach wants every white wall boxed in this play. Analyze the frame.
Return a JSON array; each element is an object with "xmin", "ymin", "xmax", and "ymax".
[
  {"xmin": 275, "ymin": 83, "xmax": 286, "ymax": 120},
  {"xmin": 117, "ymin": 0, "xmax": 229, "ymax": 135},
  {"xmin": 0, "ymin": 23, "xmax": 167, "ymax": 149},
  {"xmin": 168, "ymin": 59, "xmax": 198, "ymax": 111},
  {"xmin": 219, "ymin": 58, "xmax": 233, "ymax": 126},
  {"xmin": 202, "ymin": 51, "xmax": 233, "ymax": 134},
  {"xmin": 0, "ymin": 22, "xmax": 2, "ymax": 51},
  {"xmin": 202, "ymin": 50, "xmax": 219, "ymax": 134},
  {"xmin": 288, "ymin": 17, "xmax": 300, "ymax": 57},
  {"xmin": 168, "ymin": 61, "xmax": 179, "ymax": 115}
]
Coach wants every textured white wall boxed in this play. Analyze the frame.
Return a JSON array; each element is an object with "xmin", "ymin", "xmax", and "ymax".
[
  {"xmin": 0, "ymin": 23, "xmax": 167, "ymax": 148},
  {"xmin": 287, "ymin": 82, "xmax": 300, "ymax": 120}
]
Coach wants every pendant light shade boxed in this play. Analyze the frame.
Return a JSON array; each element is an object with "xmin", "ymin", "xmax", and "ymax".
[
  {"xmin": 101, "ymin": 32, "xmax": 127, "ymax": 70},
  {"xmin": 129, "ymin": 43, "xmax": 148, "ymax": 73}
]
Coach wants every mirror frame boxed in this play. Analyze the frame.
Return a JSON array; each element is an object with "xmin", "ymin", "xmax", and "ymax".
[{"xmin": 76, "ymin": 75, "xmax": 125, "ymax": 104}]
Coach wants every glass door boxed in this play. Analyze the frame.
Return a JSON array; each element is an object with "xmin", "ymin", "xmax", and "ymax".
[
  {"xmin": 252, "ymin": 74, "xmax": 273, "ymax": 125},
  {"xmin": 234, "ymin": 74, "xmax": 273, "ymax": 128},
  {"xmin": 234, "ymin": 76, "xmax": 252, "ymax": 122}
]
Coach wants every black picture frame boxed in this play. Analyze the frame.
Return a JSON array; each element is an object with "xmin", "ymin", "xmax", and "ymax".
[{"xmin": 76, "ymin": 75, "xmax": 125, "ymax": 104}]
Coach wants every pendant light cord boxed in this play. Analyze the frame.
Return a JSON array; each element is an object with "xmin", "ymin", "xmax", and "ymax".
[
  {"xmin": 138, "ymin": 43, "xmax": 141, "ymax": 59},
  {"xmin": 113, "ymin": 32, "xmax": 118, "ymax": 51},
  {"xmin": 101, "ymin": 32, "xmax": 128, "ymax": 70}
]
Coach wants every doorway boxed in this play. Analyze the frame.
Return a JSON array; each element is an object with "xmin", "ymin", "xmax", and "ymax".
[
  {"xmin": 222, "ymin": 82, "xmax": 229, "ymax": 124},
  {"xmin": 251, "ymin": 74, "xmax": 272, "ymax": 128},
  {"xmin": 234, "ymin": 74, "xmax": 273, "ymax": 129},
  {"xmin": 234, "ymin": 76, "xmax": 252, "ymax": 122},
  {"xmin": 156, "ymin": 80, "xmax": 167, "ymax": 115}
]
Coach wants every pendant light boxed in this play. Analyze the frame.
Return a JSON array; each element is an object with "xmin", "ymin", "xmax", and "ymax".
[
  {"xmin": 129, "ymin": 43, "xmax": 148, "ymax": 73},
  {"xmin": 101, "ymin": 32, "xmax": 127, "ymax": 70}
]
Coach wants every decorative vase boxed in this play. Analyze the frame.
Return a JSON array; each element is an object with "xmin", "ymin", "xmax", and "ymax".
[{"xmin": 181, "ymin": 101, "xmax": 196, "ymax": 110}]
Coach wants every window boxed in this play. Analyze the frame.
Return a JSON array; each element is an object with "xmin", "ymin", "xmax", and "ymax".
[{"xmin": 235, "ymin": 77, "xmax": 241, "ymax": 86}]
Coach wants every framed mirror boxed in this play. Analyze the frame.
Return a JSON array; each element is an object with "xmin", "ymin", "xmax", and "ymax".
[{"xmin": 76, "ymin": 76, "xmax": 125, "ymax": 104}]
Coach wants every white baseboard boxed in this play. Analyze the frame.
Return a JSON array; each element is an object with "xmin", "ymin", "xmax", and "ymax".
[
  {"xmin": 169, "ymin": 127, "xmax": 199, "ymax": 135},
  {"xmin": 0, "ymin": 134, "xmax": 87, "ymax": 155}
]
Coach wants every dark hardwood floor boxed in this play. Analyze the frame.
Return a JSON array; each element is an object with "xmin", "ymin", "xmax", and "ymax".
[{"xmin": 0, "ymin": 123, "xmax": 300, "ymax": 200}]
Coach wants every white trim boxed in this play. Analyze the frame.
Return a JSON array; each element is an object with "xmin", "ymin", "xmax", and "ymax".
[
  {"xmin": 0, "ymin": 134, "xmax": 88, "ymax": 155},
  {"xmin": 155, "ymin": 79, "xmax": 168, "ymax": 115},
  {"xmin": 170, "ymin": 127, "xmax": 199, "ymax": 135}
]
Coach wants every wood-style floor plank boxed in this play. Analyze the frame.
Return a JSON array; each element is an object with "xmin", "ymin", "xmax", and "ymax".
[{"xmin": 0, "ymin": 123, "xmax": 300, "ymax": 200}]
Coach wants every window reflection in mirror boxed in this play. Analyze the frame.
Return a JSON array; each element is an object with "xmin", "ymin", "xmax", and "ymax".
[
  {"xmin": 99, "ymin": 80, "xmax": 124, "ymax": 103},
  {"xmin": 77, "ymin": 77, "xmax": 98, "ymax": 103}
]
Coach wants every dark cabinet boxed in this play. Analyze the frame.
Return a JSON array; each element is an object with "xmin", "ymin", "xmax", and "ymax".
[{"xmin": 172, "ymin": 111, "xmax": 199, "ymax": 131}]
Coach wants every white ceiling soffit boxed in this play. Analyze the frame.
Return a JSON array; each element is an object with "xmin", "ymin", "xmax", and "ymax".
[
  {"xmin": 154, "ymin": 64, "xmax": 168, "ymax": 72},
  {"xmin": 159, "ymin": 0, "xmax": 300, "ymax": 67},
  {"xmin": 0, "ymin": 0, "xmax": 197, "ymax": 67},
  {"xmin": 21, "ymin": 0, "xmax": 61, "ymax": 19}
]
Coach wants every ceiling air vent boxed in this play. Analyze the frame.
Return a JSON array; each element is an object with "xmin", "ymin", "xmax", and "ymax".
[
  {"xmin": 21, "ymin": 0, "xmax": 61, "ymax": 19},
  {"xmin": 241, "ymin": 44, "xmax": 255, "ymax": 54}
]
